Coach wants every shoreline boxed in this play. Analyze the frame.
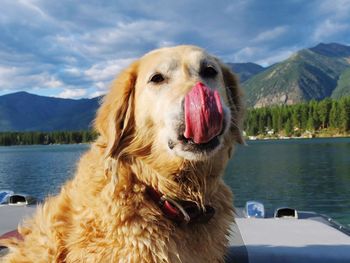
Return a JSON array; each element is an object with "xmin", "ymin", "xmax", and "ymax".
[
  {"xmin": 1, "ymin": 136, "xmax": 350, "ymax": 147},
  {"xmin": 0, "ymin": 142, "xmax": 92, "ymax": 147},
  {"xmin": 245, "ymin": 133, "xmax": 350, "ymax": 141}
]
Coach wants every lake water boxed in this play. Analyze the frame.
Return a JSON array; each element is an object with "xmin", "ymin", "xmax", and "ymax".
[{"xmin": 0, "ymin": 138, "xmax": 349, "ymax": 227}]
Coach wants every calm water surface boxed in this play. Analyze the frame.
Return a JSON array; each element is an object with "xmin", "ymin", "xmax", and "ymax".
[
  {"xmin": 0, "ymin": 138, "xmax": 349, "ymax": 226},
  {"xmin": 0, "ymin": 144, "xmax": 87, "ymax": 199},
  {"xmin": 225, "ymin": 138, "xmax": 350, "ymax": 226}
]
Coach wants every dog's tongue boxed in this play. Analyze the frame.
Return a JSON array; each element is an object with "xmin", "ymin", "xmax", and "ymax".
[{"xmin": 184, "ymin": 82, "xmax": 223, "ymax": 144}]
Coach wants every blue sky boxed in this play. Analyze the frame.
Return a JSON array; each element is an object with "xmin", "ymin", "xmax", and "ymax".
[{"xmin": 1, "ymin": 0, "xmax": 350, "ymax": 99}]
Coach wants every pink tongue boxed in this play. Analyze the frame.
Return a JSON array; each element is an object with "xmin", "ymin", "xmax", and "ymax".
[{"xmin": 184, "ymin": 82, "xmax": 223, "ymax": 144}]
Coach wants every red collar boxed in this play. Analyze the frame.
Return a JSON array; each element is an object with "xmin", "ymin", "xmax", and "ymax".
[{"xmin": 146, "ymin": 187, "xmax": 215, "ymax": 225}]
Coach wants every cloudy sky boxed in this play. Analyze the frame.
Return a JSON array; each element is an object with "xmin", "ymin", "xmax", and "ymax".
[{"xmin": 1, "ymin": 0, "xmax": 350, "ymax": 99}]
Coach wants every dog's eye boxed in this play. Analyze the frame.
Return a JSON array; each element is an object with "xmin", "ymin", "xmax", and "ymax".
[
  {"xmin": 149, "ymin": 73, "xmax": 165, "ymax": 84},
  {"xmin": 200, "ymin": 66, "xmax": 218, "ymax": 78}
]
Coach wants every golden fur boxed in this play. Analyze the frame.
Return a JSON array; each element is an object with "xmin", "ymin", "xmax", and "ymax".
[{"xmin": 1, "ymin": 46, "xmax": 243, "ymax": 263}]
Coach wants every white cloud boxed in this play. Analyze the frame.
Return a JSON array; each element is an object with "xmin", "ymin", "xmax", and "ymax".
[
  {"xmin": 1, "ymin": 0, "xmax": 350, "ymax": 99},
  {"xmin": 233, "ymin": 46, "xmax": 262, "ymax": 63},
  {"xmin": 312, "ymin": 19, "xmax": 349, "ymax": 42},
  {"xmin": 57, "ymin": 88, "xmax": 87, "ymax": 99},
  {"xmin": 17, "ymin": 0, "xmax": 48, "ymax": 19},
  {"xmin": 224, "ymin": 0, "xmax": 251, "ymax": 13},
  {"xmin": 232, "ymin": 46, "xmax": 298, "ymax": 67},
  {"xmin": 157, "ymin": 40, "xmax": 176, "ymax": 48},
  {"xmin": 318, "ymin": 0, "xmax": 350, "ymax": 19},
  {"xmin": 44, "ymin": 77, "xmax": 63, "ymax": 88},
  {"xmin": 94, "ymin": 20, "xmax": 168, "ymax": 44},
  {"xmin": 254, "ymin": 26, "xmax": 288, "ymax": 43},
  {"xmin": 64, "ymin": 67, "xmax": 81, "ymax": 77},
  {"xmin": 0, "ymin": 64, "xmax": 64, "ymax": 91},
  {"xmin": 311, "ymin": 0, "xmax": 350, "ymax": 43},
  {"xmin": 256, "ymin": 49, "xmax": 296, "ymax": 67},
  {"xmin": 52, "ymin": 19, "xmax": 171, "ymax": 60},
  {"xmin": 84, "ymin": 58, "xmax": 135, "ymax": 83},
  {"xmin": 82, "ymin": 58, "xmax": 136, "ymax": 93},
  {"xmin": 0, "ymin": 66, "xmax": 23, "ymax": 91},
  {"xmin": 94, "ymin": 82, "xmax": 107, "ymax": 90},
  {"xmin": 0, "ymin": 66, "xmax": 18, "ymax": 80},
  {"xmin": 89, "ymin": 90, "xmax": 106, "ymax": 98}
]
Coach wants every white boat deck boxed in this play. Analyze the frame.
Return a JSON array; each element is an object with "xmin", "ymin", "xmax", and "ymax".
[
  {"xmin": 228, "ymin": 217, "xmax": 350, "ymax": 262},
  {"xmin": 1, "ymin": 205, "xmax": 350, "ymax": 262},
  {"xmin": 0, "ymin": 205, "xmax": 36, "ymax": 235}
]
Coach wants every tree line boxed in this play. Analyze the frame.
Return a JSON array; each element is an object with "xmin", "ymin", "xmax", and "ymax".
[
  {"xmin": 0, "ymin": 131, "xmax": 98, "ymax": 146},
  {"xmin": 244, "ymin": 97, "xmax": 350, "ymax": 136}
]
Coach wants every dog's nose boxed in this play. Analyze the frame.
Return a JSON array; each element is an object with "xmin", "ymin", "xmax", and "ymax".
[{"xmin": 183, "ymin": 82, "xmax": 223, "ymax": 144}]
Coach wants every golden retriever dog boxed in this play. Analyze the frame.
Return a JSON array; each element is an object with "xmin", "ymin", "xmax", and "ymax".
[{"xmin": 2, "ymin": 45, "xmax": 243, "ymax": 262}]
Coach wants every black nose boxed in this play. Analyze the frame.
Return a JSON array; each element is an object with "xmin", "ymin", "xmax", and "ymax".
[{"xmin": 168, "ymin": 140, "xmax": 175, "ymax": 150}]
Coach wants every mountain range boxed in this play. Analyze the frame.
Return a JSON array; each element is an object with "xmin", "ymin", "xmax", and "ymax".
[
  {"xmin": 0, "ymin": 92, "xmax": 100, "ymax": 131},
  {"xmin": 237, "ymin": 43, "xmax": 350, "ymax": 107},
  {"xmin": 0, "ymin": 42, "xmax": 349, "ymax": 131}
]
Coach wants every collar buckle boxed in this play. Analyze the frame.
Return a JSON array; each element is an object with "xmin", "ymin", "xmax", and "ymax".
[
  {"xmin": 161, "ymin": 195, "xmax": 191, "ymax": 223},
  {"xmin": 147, "ymin": 186, "xmax": 215, "ymax": 225}
]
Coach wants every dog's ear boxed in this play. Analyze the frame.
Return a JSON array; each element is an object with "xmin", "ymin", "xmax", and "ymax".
[
  {"xmin": 94, "ymin": 61, "xmax": 139, "ymax": 158},
  {"xmin": 220, "ymin": 63, "xmax": 245, "ymax": 144}
]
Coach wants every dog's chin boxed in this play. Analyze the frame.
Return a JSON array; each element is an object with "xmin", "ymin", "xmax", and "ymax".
[{"xmin": 168, "ymin": 135, "xmax": 223, "ymax": 161}]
